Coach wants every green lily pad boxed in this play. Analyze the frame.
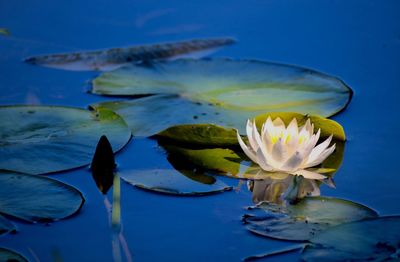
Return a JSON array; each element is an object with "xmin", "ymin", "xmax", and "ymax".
[
  {"xmin": 0, "ymin": 171, "xmax": 84, "ymax": 223},
  {"xmin": 243, "ymin": 196, "xmax": 378, "ymax": 241},
  {"xmin": 25, "ymin": 38, "xmax": 235, "ymax": 71},
  {"xmin": 155, "ymin": 124, "xmax": 239, "ymax": 147},
  {"xmin": 302, "ymin": 216, "xmax": 400, "ymax": 261},
  {"xmin": 0, "ymin": 105, "xmax": 131, "ymax": 175},
  {"xmin": 0, "ymin": 214, "xmax": 16, "ymax": 235},
  {"xmin": 0, "ymin": 248, "xmax": 28, "ymax": 262},
  {"xmin": 91, "ymin": 58, "xmax": 352, "ymax": 122},
  {"xmin": 120, "ymin": 169, "xmax": 232, "ymax": 196}
]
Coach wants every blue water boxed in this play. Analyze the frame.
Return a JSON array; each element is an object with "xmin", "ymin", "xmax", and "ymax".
[{"xmin": 1, "ymin": 0, "xmax": 400, "ymax": 261}]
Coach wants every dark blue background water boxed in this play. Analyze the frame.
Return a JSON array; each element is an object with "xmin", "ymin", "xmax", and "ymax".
[{"xmin": 1, "ymin": 0, "xmax": 399, "ymax": 261}]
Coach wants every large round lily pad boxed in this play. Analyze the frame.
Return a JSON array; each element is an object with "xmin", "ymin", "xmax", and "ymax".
[
  {"xmin": 302, "ymin": 216, "xmax": 400, "ymax": 261},
  {"xmin": 0, "ymin": 105, "xmax": 131, "ymax": 175},
  {"xmin": 0, "ymin": 247, "xmax": 28, "ymax": 262},
  {"xmin": 90, "ymin": 59, "xmax": 352, "ymax": 137},
  {"xmin": 120, "ymin": 169, "xmax": 232, "ymax": 196},
  {"xmin": 243, "ymin": 196, "xmax": 377, "ymax": 241},
  {"xmin": 0, "ymin": 171, "xmax": 84, "ymax": 222}
]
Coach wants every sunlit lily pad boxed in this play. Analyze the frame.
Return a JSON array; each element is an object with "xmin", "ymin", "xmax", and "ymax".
[
  {"xmin": 91, "ymin": 58, "xmax": 352, "ymax": 133},
  {"xmin": 0, "ymin": 214, "xmax": 16, "ymax": 235},
  {"xmin": 156, "ymin": 124, "xmax": 238, "ymax": 147},
  {"xmin": 120, "ymin": 169, "xmax": 232, "ymax": 196},
  {"xmin": 302, "ymin": 216, "xmax": 400, "ymax": 261},
  {"xmin": 0, "ymin": 247, "xmax": 28, "ymax": 262},
  {"xmin": 243, "ymin": 196, "xmax": 377, "ymax": 241},
  {"xmin": 0, "ymin": 105, "xmax": 131, "ymax": 175},
  {"xmin": 155, "ymin": 113, "xmax": 345, "ymax": 180},
  {"xmin": 25, "ymin": 38, "xmax": 235, "ymax": 71},
  {"xmin": 0, "ymin": 171, "xmax": 84, "ymax": 223}
]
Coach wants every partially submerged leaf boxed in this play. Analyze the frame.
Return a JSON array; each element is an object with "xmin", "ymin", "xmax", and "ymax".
[
  {"xmin": 24, "ymin": 38, "xmax": 235, "ymax": 71},
  {"xmin": 120, "ymin": 169, "xmax": 232, "ymax": 196},
  {"xmin": 91, "ymin": 135, "xmax": 116, "ymax": 194},
  {"xmin": 155, "ymin": 124, "xmax": 239, "ymax": 147},
  {"xmin": 0, "ymin": 214, "xmax": 16, "ymax": 236},
  {"xmin": 91, "ymin": 58, "xmax": 352, "ymax": 118},
  {"xmin": 0, "ymin": 247, "xmax": 28, "ymax": 262},
  {"xmin": 243, "ymin": 196, "xmax": 377, "ymax": 241},
  {"xmin": 0, "ymin": 171, "xmax": 84, "ymax": 222},
  {"xmin": 0, "ymin": 105, "xmax": 131, "ymax": 175},
  {"xmin": 302, "ymin": 216, "xmax": 400, "ymax": 261}
]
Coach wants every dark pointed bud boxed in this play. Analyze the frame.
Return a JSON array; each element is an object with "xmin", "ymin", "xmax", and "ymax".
[{"xmin": 91, "ymin": 135, "xmax": 116, "ymax": 194}]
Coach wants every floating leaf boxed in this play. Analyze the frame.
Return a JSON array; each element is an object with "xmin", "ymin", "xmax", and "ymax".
[
  {"xmin": 155, "ymin": 124, "xmax": 239, "ymax": 147},
  {"xmin": 120, "ymin": 169, "xmax": 232, "ymax": 196},
  {"xmin": 243, "ymin": 196, "xmax": 377, "ymax": 241},
  {"xmin": 302, "ymin": 216, "xmax": 400, "ymax": 261},
  {"xmin": 0, "ymin": 105, "xmax": 131, "ymax": 175},
  {"xmin": 0, "ymin": 171, "xmax": 84, "ymax": 222},
  {"xmin": 0, "ymin": 247, "xmax": 28, "ymax": 262},
  {"xmin": 91, "ymin": 135, "xmax": 116, "ymax": 194},
  {"xmin": 91, "ymin": 58, "xmax": 352, "ymax": 120},
  {"xmin": 0, "ymin": 214, "xmax": 16, "ymax": 236},
  {"xmin": 24, "ymin": 38, "xmax": 235, "ymax": 71}
]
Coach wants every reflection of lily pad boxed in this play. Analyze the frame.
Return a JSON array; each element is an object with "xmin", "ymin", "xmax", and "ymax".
[
  {"xmin": 0, "ymin": 247, "xmax": 28, "ymax": 262},
  {"xmin": 302, "ymin": 216, "xmax": 400, "ymax": 261},
  {"xmin": 25, "ymin": 38, "xmax": 235, "ymax": 71},
  {"xmin": 90, "ymin": 59, "xmax": 352, "ymax": 136},
  {"xmin": 243, "ymin": 197, "xmax": 377, "ymax": 241},
  {"xmin": 0, "ymin": 214, "xmax": 16, "ymax": 235},
  {"xmin": 0, "ymin": 106, "xmax": 131, "ymax": 174},
  {"xmin": 120, "ymin": 169, "xmax": 232, "ymax": 196},
  {"xmin": 0, "ymin": 171, "xmax": 84, "ymax": 223}
]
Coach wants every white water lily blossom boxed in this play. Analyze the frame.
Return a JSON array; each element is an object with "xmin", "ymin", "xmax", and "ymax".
[{"xmin": 237, "ymin": 117, "xmax": 336, "ymax": 180}]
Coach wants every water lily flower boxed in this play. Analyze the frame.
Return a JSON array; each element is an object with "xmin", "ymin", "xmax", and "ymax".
[{"xmin": 237, "ymin": 117, "xmax": 336, "ymax": 179}]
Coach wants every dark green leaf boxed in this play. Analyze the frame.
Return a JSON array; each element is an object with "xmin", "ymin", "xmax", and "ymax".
[
  {"xmin": 120, "ymin": 169, "xmax": 232, "ymax": 196},
  {"xmin": 243, "ymin": 197, "xmax": 377, "ymax": 241},
  {"xmin": 0, "ymin": 171, "xmax": 84, "ymax": 222},
  {"xmin": 0, "ymin": 105, "xmax": 131, "ymax": 174},
  {"xmin": 302, "ymin": 216, "xmax": 400, "ymax": 261}
]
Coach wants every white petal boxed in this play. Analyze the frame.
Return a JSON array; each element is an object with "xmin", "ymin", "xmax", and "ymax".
[
  {"xmin": 246, "ymin": 120, "xmax": 259, "ymax": 151},
  {"xmin": 271, "ymin": 137, "xmax": 287, "ymax": 162},
  {"xmin": 292, "ymin": 169, "xmax": 326, "ymax": 180},
  {"xmin": 237, "ymin": 131, "xmax": 258, "ymax": 163},
  {"xmin": 305, "ymin": 134, "xmax": 333, "ymax": 165},
  {"xmin": 273, "ymin": 117, "xmax": 285, "ymax": 127},
  {"xmin": 256, "ymin": 148, "xmax": 274, "ymax": 171},
  {"xmin": 287, "ymin": 118, "xmax": 299, "ymax": 137},
  {"xmin": 304, "ymin": 144, "xmax": 336, "ymax": 168},
  {"xmin": 280, "ymin": 151, "xmax": 305, "ymax": 172}
]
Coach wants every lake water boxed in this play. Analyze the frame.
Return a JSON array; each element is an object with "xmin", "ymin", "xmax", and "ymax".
[{"xmin": 1, "ymin": 0, "xmax": 399, "ymax": 261}]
